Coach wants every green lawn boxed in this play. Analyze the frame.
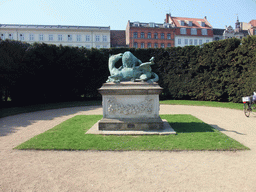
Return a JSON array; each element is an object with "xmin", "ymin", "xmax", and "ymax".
[
  {"xmin": 160, "ymin": 100, "xmax": 243, "ymax": 110},
  {"xmin": 15, "ymin": 114, "xmax": 249, "ymax": 151}
]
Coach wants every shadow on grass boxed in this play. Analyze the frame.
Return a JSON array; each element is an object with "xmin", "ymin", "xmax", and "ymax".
[{"xmin": 170, "ymin": 122, "xmax": 215, "ymax": 133}]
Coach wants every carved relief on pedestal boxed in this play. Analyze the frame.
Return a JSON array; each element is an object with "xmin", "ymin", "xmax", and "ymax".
[{"xmin": 107, "ymin": 96, "xmax": 153, "ymax": 115}]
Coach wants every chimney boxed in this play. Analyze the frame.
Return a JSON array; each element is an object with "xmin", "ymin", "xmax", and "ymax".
[{"xmin": 166, "ymin": 14, "xmax": 170, "ymax": 23}]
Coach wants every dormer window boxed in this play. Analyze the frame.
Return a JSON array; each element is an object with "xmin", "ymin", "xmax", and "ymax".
[
  {"xmin": 134, "ymin": 22, "xmax": 140, "ymax": 27},
  {"xmin": 188, "ymin": 21, "xmax": 193, "ymax": 26},
  {"xmin": 201, "ymin": 22, "xmax": 205, "ymax": 27},
  {"xmin": 164, "ymin": 23, "xmax": 170, "ymax": 28},
  {"xmin": 180, "ymin": 20, "xmax": 185, "ymax": 26},
  {"xmin": 149, "ymin": 22, "xmax": 155, "ymax": 27}
]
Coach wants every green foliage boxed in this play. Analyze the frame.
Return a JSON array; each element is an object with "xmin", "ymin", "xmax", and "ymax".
[
  {"xmin": 226, "ymin": 36, "xmax": 256, "ymax": 102},
  {"xmin": 0, "ymin": 39, "xmax": 30, "ymax": 103},
  {"xmin": 1, "ymin": 36, "xmax": 256, "ymax": 106},
  {"xmin": 193, "ymin": 38, "xmax": 241, "ymax": 101}
]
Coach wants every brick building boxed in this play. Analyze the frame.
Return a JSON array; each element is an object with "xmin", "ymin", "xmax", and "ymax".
[
  {"xmin": 110, "ymin": 30, "xmax": 127, "ymax": 47},
  {"xmin": 166, "ymin": 14, "xmax": 213, "ymax": 47},
  {"xmin": 126, "ymin": 20, "xmax": 175, "ymax": 48},
  {"xmin": 248, "ymin": 20, "xmax": 256, "ymax": 35}
]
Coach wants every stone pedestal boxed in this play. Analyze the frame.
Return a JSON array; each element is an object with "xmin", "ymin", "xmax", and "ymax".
[{"xmin": 98, "ymin": 82, "xmax": 163, "ymax": 131}]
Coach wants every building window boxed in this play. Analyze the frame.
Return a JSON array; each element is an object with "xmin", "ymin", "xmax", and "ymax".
[
  {"xmin": 189, "ymin": 39, "xmax": 193, "ymax": 45},
  {"xmin": 202, "ymin": 29, "xmax": 207, "ymax": 35},
  {"xmin": 147, "ymin": 43, "xmax": 151, "ymax": 48},
  {"xmin": 167, "ymin": 33, "xmax": 171, "ymax": 39},
  {"xmin": 185, "ymin": 39, "xmax": 188, "ymax": 45},
  {"xmin": 19, "ymin": 34, "xmax": 25, "ymax": 41},
  {"xmin": 86, "ymin": 35, "xmax": 90, "ymax": 42},
  {"xmin": 134, "ymin": 42, "xmax": 138, "ymax": 48},
  {"xmin": 95, "ymin": 35, "xmax": 100, "ymax": 42},
  {"xmin": 49, "ymin": 34, "xmax": 54, "ymax": 41},
  {"xmin": 161, "ymin": 33, "xmax": 165, "ymax": 39},
  {"xmin": 39, "ymin": 34, "xmax": 44, "ymax": 41},
  {"xmin": 96, "ymin": 45, "xmax": 101, "ymax": 49},
  {"xmin": 147, "ymin": 32, "xmax": 151, "ymax": 39},
  {"xmin": 194, "ymin": 39, "xmax": 198, "ymax": 45},
  {"xmin": 133, "ymin": 32, "xmax": 138, "ymax": 39},
  {"xmin": 68, "ymin": 35, "xmax": 72, "ymax": 41},
  {"xmin": 154, "ymin": 33, "xmax": 158, "ymax": 39},
  {"xmin": 254, "ymin": 29, "xmax": 256, "ymax": 35},
  {"xmin": 178, "ymin": 39, "xmax": 181, "ymax": 45},
  {"xmin": 0, "ymin": 34, "xmax": 5, "ymax": 40},
  {"xmin": 154, "ymin": 43, "xmax": 158, "ymax": 48},
  {"xmin": 206, "ymin": 40, "xmax": 210, "ymax": 43},
  {"xmin": 29, "ymin": 34, "xmax": 34, "ymax": 41},
  {"xmin": 161, "ymin": 43, "xmax": 165, "ymax": 48},
  {"xmin": 201, "ymin": 22, "xmax": 205, "ymax": 27},
  {"xmin": 199, "ymin": 39, "xmax": 203, "ymax": 45},
  {"xmin": 167, "ymin": 43, "xmax": 171, "ymax": 47},
  {"xmin": 102, "ymin": 35, "xmax": 107, "ymax": 42},
  {"xmin": 188, "ymin": 21, "xmax": 193, "ymax": 26},
  {"xmin": 191, "ymin": 28, "xmax": 197, "ymax": 35},
  {"xmin": 8, "ymin": 34, "xmax": 13, "ymax": 40},
  {"xmin": 58, "ymin": 35, "xmax": 62, "ymax": 41},
  {"xmin": 85, "ymin": 45, "xmax": 91, "ymax": 49},
  {"xmin": 180, "ymin": 20, "xmax": 185, "ymax": 26},
  {"xmin": 77, "ymin": 35, "xmax": 81, "ymax": 42},
  {"xmin": 141, "ymin": 43, "xmax": 145, "ymax": 48},
  {"xmin": 180, "ymin": 28, "xmax": 186, "ymax": 34},
  {"xmin": 141, "ymin": 32, "xmax": 145, "ymax": 38}
]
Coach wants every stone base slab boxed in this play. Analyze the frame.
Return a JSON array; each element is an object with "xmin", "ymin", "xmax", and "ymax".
[
  {"xmin": 98, "ymin": 117, "xmax": 163, "ymax": 131},
  {"xmin": 86, "ymin": 119, "xmax": 176, "ymax": 135}
]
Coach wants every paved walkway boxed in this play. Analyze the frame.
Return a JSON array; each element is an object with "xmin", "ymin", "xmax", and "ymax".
[{"xmin": 1, "ymin": 105, "xmax": 256, "ymax": 191}]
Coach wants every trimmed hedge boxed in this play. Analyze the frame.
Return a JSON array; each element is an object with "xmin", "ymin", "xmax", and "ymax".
[{"xmin": 1, "ymin": 36, "xmax": 256, "ymax": 106}]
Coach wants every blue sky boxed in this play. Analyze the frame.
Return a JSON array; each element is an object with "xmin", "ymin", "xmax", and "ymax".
[{"xmin": 0, "ymin": 0, "xmax": 255, "ymax": 30}]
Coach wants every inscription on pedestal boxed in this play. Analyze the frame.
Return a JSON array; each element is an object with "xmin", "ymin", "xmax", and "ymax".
[{"xmin": 107, "ymin": 96, "xmax": 153, "ymax": 115}]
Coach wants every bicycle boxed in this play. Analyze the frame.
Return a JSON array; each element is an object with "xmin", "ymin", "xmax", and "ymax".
[{"xmin": 242, "ymin": 92, "xmax": 256, "ymax": 117}]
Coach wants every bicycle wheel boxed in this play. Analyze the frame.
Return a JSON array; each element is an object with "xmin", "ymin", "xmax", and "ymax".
[
  {"xmin": 251, "ymin": 102, "xmax": 256, "ymax": 113},
  {"xmin": 244, "ymin": 103, "xmax": 250, "ymax": 117}
]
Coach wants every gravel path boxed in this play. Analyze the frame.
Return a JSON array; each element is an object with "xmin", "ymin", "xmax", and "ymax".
[{"xmin": 1, "ymin": 105, "xmax": 256, "ymax": 192}]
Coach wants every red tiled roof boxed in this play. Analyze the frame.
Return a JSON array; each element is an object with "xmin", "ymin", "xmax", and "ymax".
[
  {"xmin": 169, "ymin": 16, "xmax": 212, "ymax": 29},
  {"xmin": 249, "ymin": 20, "xmax": 256, "ymax": 27}
]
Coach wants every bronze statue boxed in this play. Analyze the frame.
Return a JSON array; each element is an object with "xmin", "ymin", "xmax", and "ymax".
[{"xmin": 107, "ymin": 51, "xmax": 159, "ymax": 83}]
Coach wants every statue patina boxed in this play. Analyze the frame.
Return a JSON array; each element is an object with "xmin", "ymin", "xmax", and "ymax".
[{"xmin": 106, "ymin": 51, "xmax": 159, "ymax": 83}]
